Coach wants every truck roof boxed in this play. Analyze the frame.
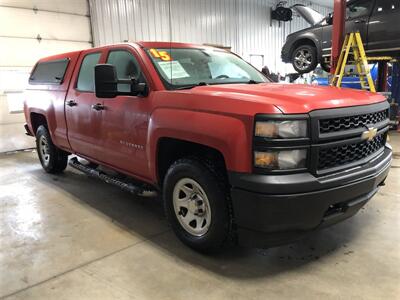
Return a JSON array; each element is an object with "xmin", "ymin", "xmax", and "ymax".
[
  {"xmin": 35, "ymin": 41, "xmax": 224, "ymax": 63},
  {"xmin": 136, "ymin": 41, "xmax": 219, "ymax": 49}
]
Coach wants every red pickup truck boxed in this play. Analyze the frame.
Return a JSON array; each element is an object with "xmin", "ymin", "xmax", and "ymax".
[{"xmin": 24, "ymin": 42, "xmax": 392, "ymax": 252}]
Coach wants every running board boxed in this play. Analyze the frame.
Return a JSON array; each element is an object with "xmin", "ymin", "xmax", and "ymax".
[{"xmin": 69, "ymin": 157, "xmax": 157, "ymax": 197}]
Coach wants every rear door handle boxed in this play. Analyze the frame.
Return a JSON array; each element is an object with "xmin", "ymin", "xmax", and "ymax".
[
  {"xmin": 91, "ymin": 103, "xmax": 105, "ymax": 111},
  {"xmin": 66, "ymin": 100, "xmax": 77, "ymax": 107}
]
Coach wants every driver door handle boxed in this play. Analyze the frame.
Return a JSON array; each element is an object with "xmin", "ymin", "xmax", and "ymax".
[
  {"xmin": 91, "ymin": 103, "xmax": 105, "ymax": 111},
  {"xmin": 66, "ymin": 100, "xmax": 77, "ymax": 107}
]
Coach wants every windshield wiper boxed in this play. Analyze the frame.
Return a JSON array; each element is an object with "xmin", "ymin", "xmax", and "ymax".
[
  {"xmin": 247, "ymin": 80, "xmax": 261, "ymax": 84},
  {"xmin": 175, "ymin": 80, "xmax": 262, "ymax": 89},
  {"xmin": 175, "ymin": 82, "xmax": 208, "ymax": 90}
]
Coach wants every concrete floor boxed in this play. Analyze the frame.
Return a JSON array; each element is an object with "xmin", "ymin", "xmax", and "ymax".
[{"xmin": 1, "ymin": 133, "xmax": 400, "ymax": 300}]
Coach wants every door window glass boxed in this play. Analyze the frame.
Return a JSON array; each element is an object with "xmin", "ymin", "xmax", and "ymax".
[
  {"xmin": 106, "ymin": 50, "xmax": 143, "ymax": 93},
  {"xmin": 347, "ymin": 0, "xmax": 372, "ymax": 19},
  {"xmin": 76, "ymin": 52, "xmax": 101, "ymax": 92}
]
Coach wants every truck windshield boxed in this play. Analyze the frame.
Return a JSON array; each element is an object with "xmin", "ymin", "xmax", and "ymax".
[{"xmin": 146, "ymin": 48, "xmax": 268, "ymax": 89}]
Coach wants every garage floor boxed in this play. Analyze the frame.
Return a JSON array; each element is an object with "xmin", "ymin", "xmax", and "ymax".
[{"xmin": 1, "ymin": 133, "xmax": 399, "ymax": 300}]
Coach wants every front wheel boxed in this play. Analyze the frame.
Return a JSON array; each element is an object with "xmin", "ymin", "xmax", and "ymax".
[
  {"xmin": 163, "ymin": 158, "xmax": 233, "ymax": 253},
  {"xmin": 36, "ymin": 125, "xmax": 68, "ymax": 173},
  {"xmin": 292, "ymin": 45, "xmax": 318, "ymax": 74}
]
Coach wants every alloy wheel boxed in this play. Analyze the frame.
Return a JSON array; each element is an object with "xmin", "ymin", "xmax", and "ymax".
[{"xmin": 294, "ymin": 49, "xmax": 313, "ymax": 71}]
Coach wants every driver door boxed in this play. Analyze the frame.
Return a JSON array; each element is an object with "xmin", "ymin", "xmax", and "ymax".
[{"xmin": 98, "ymin": 47, "xmax": 152, "ymax": 179}]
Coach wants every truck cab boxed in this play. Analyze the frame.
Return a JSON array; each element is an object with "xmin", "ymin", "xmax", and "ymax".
[{"xmin": 25, "ymin": 42, "xmax": 392, "ymax": 252}]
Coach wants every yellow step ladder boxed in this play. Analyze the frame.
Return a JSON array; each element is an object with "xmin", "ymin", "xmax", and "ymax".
[{"xmin": 330, "ymin": 32, "xmax": 376, "ymax": 92}]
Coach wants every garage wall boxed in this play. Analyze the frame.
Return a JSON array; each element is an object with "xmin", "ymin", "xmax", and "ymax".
[
  {"xmin": 0, "ymin": 0, "xmax": 92, "ymax": 152},
  {"xmin": 89, "ymin": 0, "xmax": 331, "ymax": 73}
]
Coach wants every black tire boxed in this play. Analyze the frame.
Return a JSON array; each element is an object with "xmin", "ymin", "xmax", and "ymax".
[
  {"xmin": 36, "ymin": 125, "xmax": 68, "ymax": 173},
  {"xmin": 163, "ymin": 157, "xmax": 233, "ymax": 253},
  {"xmin": 292, "ymin": 45, "xmax": 318, "ymax": 74}
]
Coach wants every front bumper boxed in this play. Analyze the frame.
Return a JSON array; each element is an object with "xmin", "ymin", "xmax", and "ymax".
[{"xmin": 229, "ymin": 147, "xmax": 392, "ymax": 248}]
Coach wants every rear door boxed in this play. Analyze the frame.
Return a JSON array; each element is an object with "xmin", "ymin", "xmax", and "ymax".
[
  {"xmin": 367, "ymin": 0, "xmax": 400, "ymax": 54},
  {"xmin": 65, "ymin": 49, "xmax": 105, "ymax": 159},
  {"xmin": 98, "ymin": 47, "xmax": 152, "ymax": 179}
]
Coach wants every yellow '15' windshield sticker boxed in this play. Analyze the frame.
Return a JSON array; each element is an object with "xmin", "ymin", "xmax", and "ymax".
[{"xmin": 150, "ymin": 49, "xmax": 172, "ymax": 61}]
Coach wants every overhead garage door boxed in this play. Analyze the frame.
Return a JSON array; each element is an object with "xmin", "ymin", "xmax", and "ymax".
[{"xmin": 0, "ymin": 0, "xmax": 92, "ymax": 152}]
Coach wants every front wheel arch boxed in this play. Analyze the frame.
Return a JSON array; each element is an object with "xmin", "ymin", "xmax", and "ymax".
[
  {"xmin": 156, "ymin": 137, "xmax": 228, "ymax": 187},
  {"xmin": 289, "ymin": 38, "xmax": 319, "ymax": 58}
]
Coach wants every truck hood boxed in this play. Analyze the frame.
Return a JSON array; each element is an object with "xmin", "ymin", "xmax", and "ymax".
[
  {"xmin": 185, "ymin": 83, "xmax": 385, "ymax": 114},
  {"xmin": 291, "ymin": 4, "xmax": 325, "ymax": 26}
]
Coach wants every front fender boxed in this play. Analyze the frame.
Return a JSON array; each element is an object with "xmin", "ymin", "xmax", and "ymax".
[
  {"xmin": 290, "ymin": 29, "xmax": 322, "ymax": 61},
  {"xmin": 147, "ymin": 108, "xmax": 253, "ymax": 180}
]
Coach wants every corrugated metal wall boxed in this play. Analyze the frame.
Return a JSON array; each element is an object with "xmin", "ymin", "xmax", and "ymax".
[{"xmin": 89, "ymin": 0, "xmax": 331, "ymax": 73}]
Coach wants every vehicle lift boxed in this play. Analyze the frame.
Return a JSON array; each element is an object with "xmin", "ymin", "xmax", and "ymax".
[{"xmin": 329, "ymin": 0, "xmax": 399, "ymax": 129}]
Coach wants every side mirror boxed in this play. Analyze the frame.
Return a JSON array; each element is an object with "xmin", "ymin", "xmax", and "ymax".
[
  {"xmin": 95, "ymin": 64, "xmax": 148, "ymax": 98},
  {"xmin": 95, "ymin": 64, "xmax": 118, "ymax": 98}
]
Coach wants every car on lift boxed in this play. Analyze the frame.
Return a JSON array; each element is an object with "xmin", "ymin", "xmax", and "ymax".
[{"xmin": 281, "ymin": 0, "xmax": 400, "ymax": 73}]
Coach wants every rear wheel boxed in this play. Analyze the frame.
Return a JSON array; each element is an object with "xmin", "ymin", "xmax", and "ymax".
[
  {"xmin": 292, "ymin": 45, "xmax": 318, "ymax": 74},
  {"xmin": 36, "ymin": 125, "xmax": 68, "ymax": 173},
  {"xmin": 163, "ymin": 158, "xmax": 233, "ymax": 253}
]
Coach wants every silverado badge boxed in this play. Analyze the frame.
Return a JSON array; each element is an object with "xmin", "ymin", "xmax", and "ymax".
[{"xmin": 361, "ymin": 127, "xmax": 378, "ymax": 141}]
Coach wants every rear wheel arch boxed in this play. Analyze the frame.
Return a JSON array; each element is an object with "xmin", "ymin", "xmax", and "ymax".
[{"xmin": 30, "ymin": 112, "xmax": 48, "ymax": 134}]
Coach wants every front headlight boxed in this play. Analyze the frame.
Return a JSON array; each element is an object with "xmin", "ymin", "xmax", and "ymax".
[
  {"xmin": 254, "ymin": 149, "xmax": 307, "ymax": 170},
  {"xmin": 255, "ymin": 120, "xmax": 307, "ymax": 138}
]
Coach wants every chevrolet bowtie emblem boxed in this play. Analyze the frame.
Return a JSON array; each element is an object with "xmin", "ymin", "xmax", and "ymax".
[{"xmin": 361, "ymin": 127, "xmax": 377, "ymax": 141}]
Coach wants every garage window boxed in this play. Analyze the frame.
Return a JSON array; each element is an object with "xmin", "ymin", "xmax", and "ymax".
[{"xmin": 29, "ymin": 59, "xmax": 69, "ymax": 85}]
